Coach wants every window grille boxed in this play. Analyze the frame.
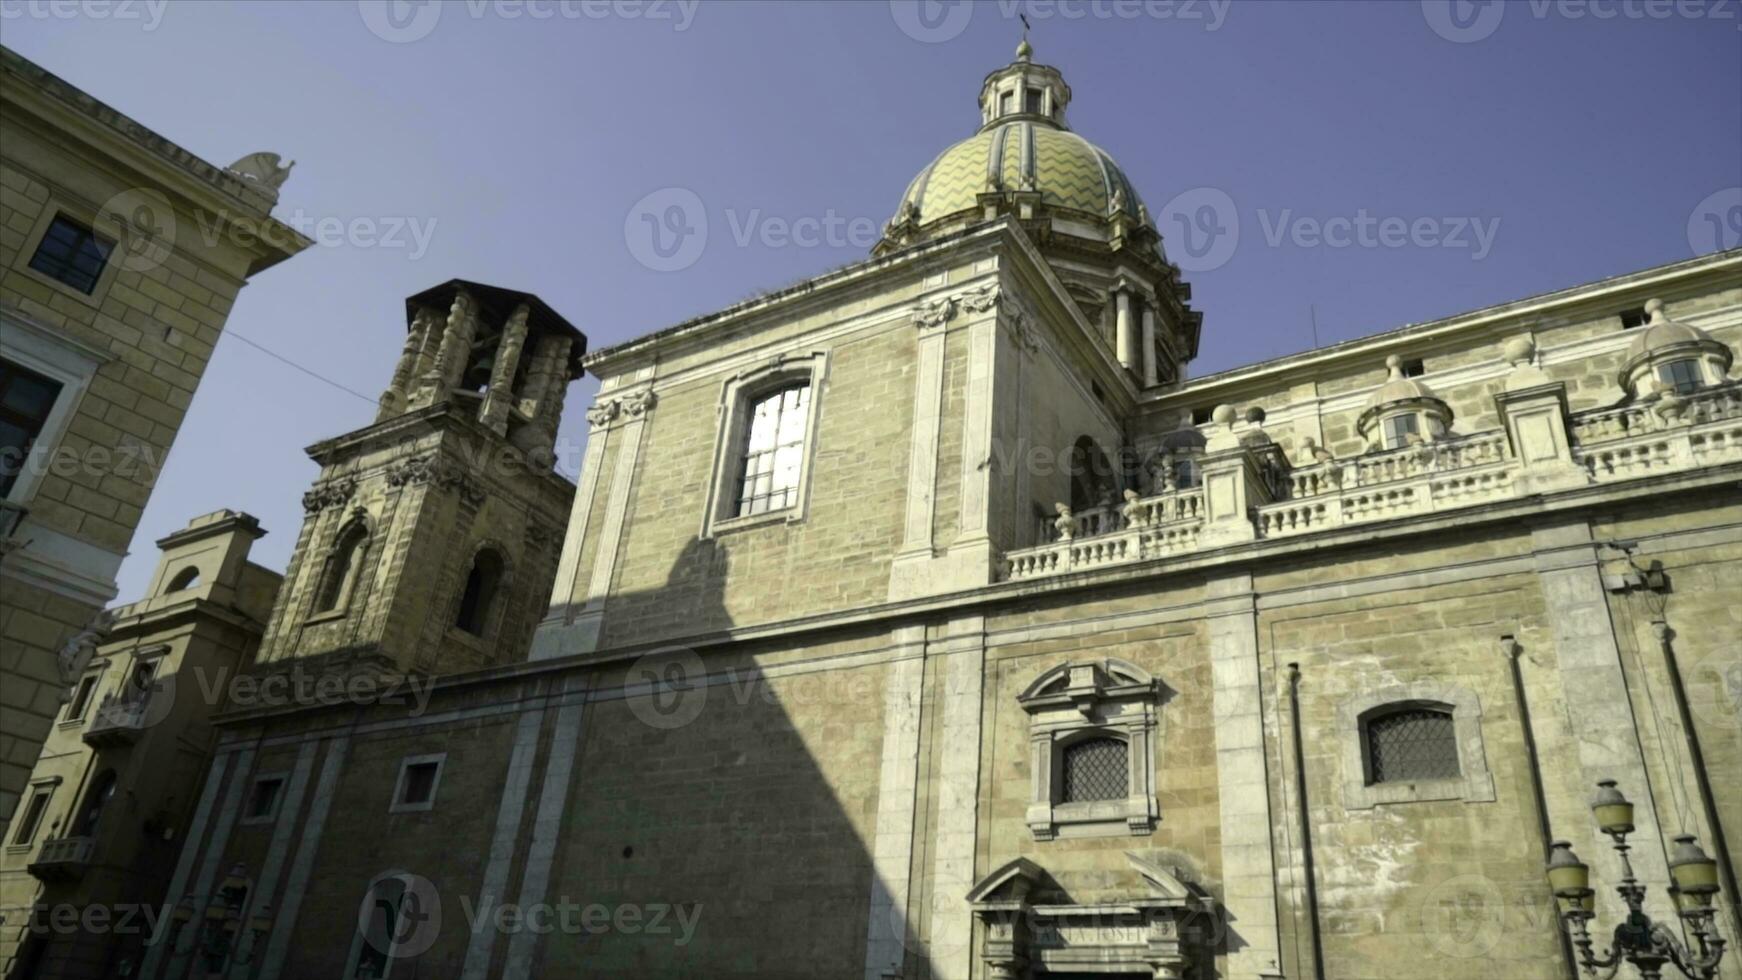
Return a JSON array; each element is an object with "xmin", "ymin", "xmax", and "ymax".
[
  {"xmin": 736, "ymin": 384, "xmax": 810, "ymax": 517},
  {"xmin": 1062, "ymin": 737, "xmax": 1128, "ymax": 803},
  {"xmin": 1367, "ymin": 708, "xmax": 1460, "ymax": 784}
]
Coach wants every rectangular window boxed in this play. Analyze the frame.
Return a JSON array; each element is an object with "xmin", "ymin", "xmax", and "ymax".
[
  {"xmin": 244, "ymin": 775, "xmax": 286, "ymax": 822},
  {"xmin": 999, "ymin": 91, "xmax": 1014, "ymax": 115},
  {"xmin": 390, "ymin": 755, "xmax": 446, "ymax": 812},
  {"xmin": 64, "ymin": 675, "xmax": 99, "ymax": 722},
  {"xmin": 1400, "ymin": 357, "xmax": 1425, "ymax": 378},
  {"xmin": 1382, "ymin": 413, "xmax": 1420, "ymax": 450},
  {"xmin": 1657, "ymin": 359, "xmax": 1703, "ymax": 396},
  {"xmin": 1619, "ymin": 307, "xmax": 1649, "ymax": 329},
  {"xmin": 11, "ymin": 787, "xmax": 53, "ymax": 846},
  {"xmin": 0, "ymin": 358, "xmax": 65, "ymax": 498},
  {"xmin": 27, "ymin": 215, "xmax": 113, "ymax": 295},
  {"xmin": 735, "ymin": 384, "xmax": 811, "ymax": 517},
  {"xmin": 1024, "ymin": 88, "xmax": 1043, "ymax": 114}
]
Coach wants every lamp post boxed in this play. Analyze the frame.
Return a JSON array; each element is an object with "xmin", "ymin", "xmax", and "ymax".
[{"xmin": 1546, "ymin": 780, "xmax": 1729, "ymax": 979}]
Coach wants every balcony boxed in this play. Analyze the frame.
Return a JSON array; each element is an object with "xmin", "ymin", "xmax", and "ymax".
[
  {"xmin": 26, "ymin": 836, "xmax": 94, "ymax": 881},
  {"xmin": 999, "ymin": 381, "xmax": 1742, "ymax": 582},
  {"xmin": 83, "ymin": 693, "xmax": 153, "ymax": 747}
]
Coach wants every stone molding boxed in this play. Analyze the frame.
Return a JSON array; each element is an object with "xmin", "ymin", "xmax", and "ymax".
[
  {"xmin": 1018, "ymin": 658, "xmax": 1162, "ymax": 840},
  {"xmin": 1336, "ymin": 681, "xmax": 1496, "ymax": 810}
]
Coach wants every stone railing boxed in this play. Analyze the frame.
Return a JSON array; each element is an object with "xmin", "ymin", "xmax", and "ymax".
[
  {"xmin": 27, "ymin": 835, "xmax": 95, "ymax": 881},
  {"xmin": 1572, "ymin": 384, "xmax": 1742, "ymax": 483},
  {"xmin": 997, "ymin": 381, "xmax": 1742, "ymax": 582},
  {"xmin": 84, "ymin": 693, "xmax": 153, "ymax": 747},
  {"xmin": 1569, "ymin": 382, "xmax": 1742, "ymax": 447},
  {"xmin": 1005, "ymin": 489, "xmax": 1204, "ymax": 581}
]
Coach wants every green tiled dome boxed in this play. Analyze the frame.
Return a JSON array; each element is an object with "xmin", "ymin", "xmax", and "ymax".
[{"xmin": 897, "ymin": 120, "xmax": 1144, "ymax": 228}]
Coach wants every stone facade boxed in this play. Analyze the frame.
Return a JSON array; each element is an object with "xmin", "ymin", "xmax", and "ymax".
[
  {"xmin": 0, "ymin": 511, "xmax": 280, "ymax": 976},
  {"xmin": 27, "ymin": 42, "xmax": 1740, "ymax": 980},
  {"xmin": 0, "ymin": 45, "xmax": 311, "ymax": 829}
]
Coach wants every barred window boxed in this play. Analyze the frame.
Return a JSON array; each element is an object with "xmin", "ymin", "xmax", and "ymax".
[
  {"xmin": 736, "ymin": 384, "xmax": 810, "ymax": 517},
  {"xmin": 1061, "ymin": 736, "xmax": 1128, "ymax": 803},
  {"xmin": 1366, "ymin": 707, "xmax": 1460, "ymax": 784}
]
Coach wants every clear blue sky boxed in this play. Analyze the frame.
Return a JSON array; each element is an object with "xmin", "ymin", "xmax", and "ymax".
[{"xmin": 4, "ymin": 0, "xmax": 1737, "ymax": 602}]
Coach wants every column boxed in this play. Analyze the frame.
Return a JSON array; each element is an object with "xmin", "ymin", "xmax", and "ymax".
[
  {"xmin": 478, "ymin": 303, "xmax": 531, "ymax": 433},
  {"xmin": 863, "ymin": 627, "xmax": 926, "ymax": 980},
  {"xmin": 1207, "ymin": 572, "xmax": 1286, "ymax": 980},
  {"xmin": 926, "ymin": 616, "xmax": 986, "ymax": 980},
  {"xmin": 1531, "ymin": 521, "xmax": 1678, "ymax": 927},
  {"xmin": 1141, "ymin": 303, "xmax": 1159, "ymax": 387},
  {"xmin": 1115, "ymin": 289, "xmax": 1137, "ymax": 371},
  {"xmin": 428, "ymin": 289, "xmax": 479, "ymax": 394},
  {"xmin": 513, "ymin": 334, "xmax": 572, "ymax": 462},
  {"xmin": 377, "ymin": 308, "xmax": 437, "ymax": 421}
]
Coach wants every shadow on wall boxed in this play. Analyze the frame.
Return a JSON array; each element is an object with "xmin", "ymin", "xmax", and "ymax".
[
  {"xmin": 272, "ymin": 535, "xmax": 935, "ymax": 980},
  {"xmin": 533, "ymin": 535, "xmax": 932, "ymax": 977}
]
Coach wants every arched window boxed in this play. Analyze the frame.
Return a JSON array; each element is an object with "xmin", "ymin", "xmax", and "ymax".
[
  {"xmin": 1364, "ymin": 705, "xmax": 1459, "ymax": 785},
  {"xmin": 455, "ymin": 548, "xmax": 504, "ymax": 636},
  {"xmin": 1061, "ymin": 736, "xmax": 1128, "ymax": 803},
  {"xmin": 73, "ymin": 769, "xmax": 117, "ymax": 837},
  {"xmin": 736, "ymin": 383, "xmax": 811, "ymax": 517},
  {"xmin": 314, "ymin": 522, "xmax": 368, "ymax": 615},
  {"xmin": 166, "ymin": 567, "xmax": 201, "ymax": 592},
  {"xmin": 1068, "ymin": 436, "xmax": 1114, "ymax": 511}
]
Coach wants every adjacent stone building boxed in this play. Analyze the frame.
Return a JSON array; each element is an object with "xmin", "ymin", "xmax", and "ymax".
[
  {"xmin": 0, "ymin": 511, "xmax": 280, "ymax": 976},
  {"xmin": 56, "ymin": 43, "xmax": 1742, "ymax": 980},
  {"xmin": 0, "ymin": 45, "xmax": 312, "ymax": 830}
]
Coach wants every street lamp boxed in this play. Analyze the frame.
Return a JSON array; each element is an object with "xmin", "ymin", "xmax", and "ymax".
[{"xmin": 1546, "ymin": 781, "xmax": 1729, "ymax": 979}]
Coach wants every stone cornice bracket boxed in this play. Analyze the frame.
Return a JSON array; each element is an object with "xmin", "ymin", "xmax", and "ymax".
[
  {"xmin": 300, "ymin": 477, "xmax": 357, "ymax": 513},
  {"xmin": 960, "ymin": 282, "xmax": 1001, "ymax": 314},
  {"xmin": 385, "ymin": 454, "xmax": 485, "ymax": 505},
  {"xmin": 586, "ymin": 389, "xmax": 657, "ymax": 429},
  {"xmin": 913, "ymin": 295, "xmax": 956, "ymax": 330}
]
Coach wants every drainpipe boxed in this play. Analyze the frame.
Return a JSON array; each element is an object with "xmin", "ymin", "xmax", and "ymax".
[
  {"xmin": 1501, "ymin": 635, "xmax": 1579, "ymax": 980},
  {"xmin": 1286, "ymin": 663, "xmax": 1326, "ymax": 980}
]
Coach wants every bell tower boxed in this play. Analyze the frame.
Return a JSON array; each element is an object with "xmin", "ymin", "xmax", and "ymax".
[{"xmin": 254, "ymin": 279, "xmax": 585, "ymax": 677}]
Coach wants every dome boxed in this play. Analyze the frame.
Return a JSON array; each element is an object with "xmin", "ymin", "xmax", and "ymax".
[
  {"xmin": 1365, "ymin": 355, "xmax": 1440, "ymax": 410},
  {"xmin": 878, "ymin": 41, "xmax": 1157, "ymax": 255},
  {"xmin": 1626, "ymin": 298, "xmax": 1716, "ymax": 361},
  {"xmin": 894, "ymin": 121, "xmax": 1144, "ymax": 230}
]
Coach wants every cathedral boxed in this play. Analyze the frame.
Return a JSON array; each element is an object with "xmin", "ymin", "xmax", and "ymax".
[{"xmin": 5, "ymin": 42, "xmax": 1740, "ymax": 980}]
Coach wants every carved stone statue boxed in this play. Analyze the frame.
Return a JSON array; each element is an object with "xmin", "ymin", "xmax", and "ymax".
[
  {"xmin": 1121, "ymin": 488, "xmax": 1144, "ymax": 528},
  {"xmin": 55, "ymin": 610, "xmax": 115, "ymax": 701},
  {"xmin": 226, "ymin": 152, "xmax": 295, "ymax": 191}
]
